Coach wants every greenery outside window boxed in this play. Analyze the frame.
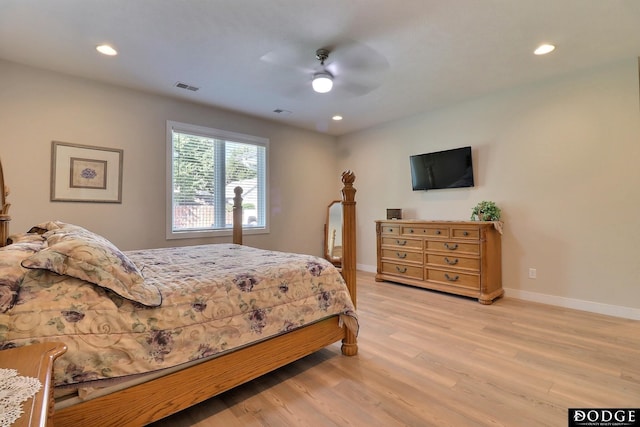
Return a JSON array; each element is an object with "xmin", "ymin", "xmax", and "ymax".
[{"xmin": 166, "ymin": 121, "xmax": 268, "ymax": 239}]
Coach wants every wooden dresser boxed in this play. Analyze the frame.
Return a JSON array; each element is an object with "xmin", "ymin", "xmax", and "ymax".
[{"xmin": 375, "ymin": 220, "xmax": 503, "ymax": 304}]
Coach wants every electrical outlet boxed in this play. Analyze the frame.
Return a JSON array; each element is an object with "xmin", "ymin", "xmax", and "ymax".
[{"xmin": 528, "ymin": 268, "xmax": 537, "ymax": 279}]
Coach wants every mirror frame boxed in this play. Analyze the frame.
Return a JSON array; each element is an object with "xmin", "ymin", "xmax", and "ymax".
[{"xmin": 324, "ymin": 200, "xmax": 342, "ymax": 267}]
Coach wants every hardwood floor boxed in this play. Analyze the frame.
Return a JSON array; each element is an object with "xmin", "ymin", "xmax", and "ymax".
[{"xmin": 150, "ymin": 271, "xmax": 640, "ymax": 426}]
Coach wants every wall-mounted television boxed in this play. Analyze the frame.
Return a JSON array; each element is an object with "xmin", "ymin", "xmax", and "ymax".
[{"xmin": 410, "ymin": 146, "xmax": 474, "ymax": 191}]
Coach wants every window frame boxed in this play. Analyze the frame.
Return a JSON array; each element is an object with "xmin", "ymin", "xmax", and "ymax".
[{"xmin": 166, "ymin": 120, "xmax": 269, "ymax": 240}]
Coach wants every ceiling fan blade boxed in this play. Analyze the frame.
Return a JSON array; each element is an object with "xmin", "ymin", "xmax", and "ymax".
[
  {"xmin": 260, "ymin": 43, "xmax": 318, "ymax": 74},
  {"xmin": 325, "ymin": 41, "xmax": 390, "ymax": 74},
  {"xmin": 334, "ymin": 78, "xmax": 379, "ymax": 96}
]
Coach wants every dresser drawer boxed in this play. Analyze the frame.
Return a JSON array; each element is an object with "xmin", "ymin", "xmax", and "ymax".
[
  {"xmin": 381, "ymin": 262, "xmax": 424, "ymax": 280},
  {"xmin": 381, "ymin": 237, "xmax": 423, "ymax": 249},
  {"xmin": 426, "ymin": 268, "xmax": 479, "ymax": 289},
  {"xmin": 380, "ymin": 224, "xmax": 400, "ymax": 235},
  {"xmin": 426, "ymin": 240, "xmax": 479, "ymax": 255},
  {"xmin": 382, "ymin": 249, "xmax": 423, "ymax": 264},
  {"xmin": 401, "ymin": 225, "xmax": 449, "ymax": 238},
  {"xmin": 426, "ymin": 254, "xmax": 479, "ymax": 271},
  {"xmin": 451, "ymin": 227, "xmax": 480, "ymax": 240}
]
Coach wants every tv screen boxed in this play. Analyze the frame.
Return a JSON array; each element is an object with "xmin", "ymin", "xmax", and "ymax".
[{"xmin": 410, "ymin": 146, "xmax": 474, "ymax": 191}]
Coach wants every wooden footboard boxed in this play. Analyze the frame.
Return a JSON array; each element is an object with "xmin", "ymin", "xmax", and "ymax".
[{"xmin": 54, "ymin": 317, "xmax": 347, "ymax": 426}]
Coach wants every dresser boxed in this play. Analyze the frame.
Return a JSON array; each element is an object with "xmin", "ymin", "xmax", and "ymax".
[{"xmin": 375, "ymin": 220, "xmax": 503, "ymax": 304}]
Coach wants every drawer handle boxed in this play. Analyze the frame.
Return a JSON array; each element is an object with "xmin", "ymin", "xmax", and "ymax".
[
  {"xmin": 396, "ymin": 252, "xmax": 407, "ymax": 259},
  {"xmin": 396, "ymin": 266, "xmax": 407, "ymax": 273},
  {"xmin": 463, "ymin": 231, "xmax": 469, "ymax": 236},
  {"xmin": 444, "ymin": 243, "xmax": 458, "ymax": 250},
  {"xmin": 444, "ymin": 257, "xmax": 458, "ymax": 265},
  {"xmin": 435, "ymin": 230, "xmax": 441, "ymax": 235},
  {"xmin": 388, "ymin": 228, "xmax": 394, "ymax": 232},
  {"xmin": 396, "ymin": 240, "xmax": 407, "ymax": 246},
  {"xmin": 409, "ymin": 228, "xmax": 414, "ymax": 233},
  {"xmin": 444, "ymin": 273, "xmax": 459, "ymax": 282}
]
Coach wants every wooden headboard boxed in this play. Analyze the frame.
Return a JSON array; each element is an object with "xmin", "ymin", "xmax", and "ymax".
[{"xmin": 0, "ymin": 158, "xmax": 10, "ymax": 247}]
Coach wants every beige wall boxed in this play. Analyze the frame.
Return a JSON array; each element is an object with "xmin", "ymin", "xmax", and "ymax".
[
  {"xmin": 0, "ymin": 59, "xmax": 340, "ymax": 255},
  {"xmin": 337, "ymin": 58, "xmax": 640, "ymax": 317}
]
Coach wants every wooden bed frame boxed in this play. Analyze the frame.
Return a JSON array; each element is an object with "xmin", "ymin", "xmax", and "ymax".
[{"xmin": 0, "ymin": 159, "xmax": 357, "ymax": 426}]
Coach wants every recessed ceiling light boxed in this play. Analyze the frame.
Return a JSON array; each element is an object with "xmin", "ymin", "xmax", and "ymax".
[
  {"xmin": 534, "ymin": 44, "xmax": 555, "ymax": 55},
  {"xmin": 332, "ymin": 115, "xmax": 343, "ymax": 121},
  {"xmin": 96, "ymin": 44, "xmax": 118, "ymax": 56}
]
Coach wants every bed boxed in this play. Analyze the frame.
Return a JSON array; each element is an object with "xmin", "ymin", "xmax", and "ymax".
[{"xmin": 0, "ymin": 159, "xmax": 358, "ymax": 426}]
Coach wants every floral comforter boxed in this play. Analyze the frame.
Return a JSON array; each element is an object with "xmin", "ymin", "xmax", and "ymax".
[{"xmin": 0, "ymin": 232, "xmax": 357, "ymax": 387}]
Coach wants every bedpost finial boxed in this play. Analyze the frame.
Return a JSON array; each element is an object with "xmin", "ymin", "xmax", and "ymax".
[
  {"xmin": 341, "ymin": 170, "xmax": 356, "ymax": 204},
  {"xmin": 341, "ymin": 170, "xmax": 355, "ymax": 185},
  {"xmin": 233, "ymin": 186, "xmax": 243, "ymax": 212}
]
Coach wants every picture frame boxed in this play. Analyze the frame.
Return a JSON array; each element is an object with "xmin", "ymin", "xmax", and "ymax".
[{"xmin": 51, "ymin": 141, "xmax": 123, "ymax": 203}]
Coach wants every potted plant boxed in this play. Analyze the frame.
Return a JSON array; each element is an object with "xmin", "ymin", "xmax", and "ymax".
[{"xmin": 471, "ymin": 201, "xmax": 501, "ymax": 221}]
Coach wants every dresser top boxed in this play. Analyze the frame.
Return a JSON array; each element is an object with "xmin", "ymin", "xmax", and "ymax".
[{"xmin": 375, "ymin": 219, "xmax": 496, "ymax": 225}]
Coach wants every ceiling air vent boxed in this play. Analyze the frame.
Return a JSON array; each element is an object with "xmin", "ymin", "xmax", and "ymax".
[{"xmin": 175, "ymin": 82, "xmax": 199, "ymax": 92}]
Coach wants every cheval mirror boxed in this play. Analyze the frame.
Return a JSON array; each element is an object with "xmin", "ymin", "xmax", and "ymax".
[
  {"xmin": 324, "ymin": 200, "xmax": 342, "ymax": 267},
  {"xmin": 0, "ymin": 158, "xmax": 10, "ymax": 247}
]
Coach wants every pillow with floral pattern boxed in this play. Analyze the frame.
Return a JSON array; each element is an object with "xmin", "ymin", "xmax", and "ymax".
[
  {"xmin": 21, "ymin": 223, "xmax": 161, "ymax": 307},
  {"xmin": 0, "ymin": 240, "xmax": 45, "ymax": 312}
]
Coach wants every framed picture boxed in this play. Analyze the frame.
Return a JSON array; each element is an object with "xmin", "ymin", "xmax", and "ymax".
[{"xmin": 51, "ymin": 141, "xmax": 123, "ymax": 203}]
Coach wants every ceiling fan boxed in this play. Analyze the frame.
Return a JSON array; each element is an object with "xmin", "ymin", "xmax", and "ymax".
[
  {"xmin": 311, "ymin": 48, "xmax": 334, "ymax": 93},
  {"xmin": 260, "ymin": 40, "xmax": 390, "ymax": 97}
]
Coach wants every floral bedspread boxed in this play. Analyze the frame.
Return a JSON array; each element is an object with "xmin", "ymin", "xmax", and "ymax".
[{"xmin": 0, "ymin": 244, "xmax": 357, "ymax": 387}]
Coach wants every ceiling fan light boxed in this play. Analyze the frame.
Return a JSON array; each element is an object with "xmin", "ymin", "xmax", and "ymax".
[{"xmin": 312, "ymin": 73, "xmax": 333, "ymax": 93}]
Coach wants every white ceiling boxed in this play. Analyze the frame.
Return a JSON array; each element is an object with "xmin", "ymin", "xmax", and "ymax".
[{"xmin": 1, "ymin": 1, "xmax": 639, "ymax": 136}]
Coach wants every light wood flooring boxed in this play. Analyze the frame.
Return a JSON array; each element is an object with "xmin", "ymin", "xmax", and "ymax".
[{"xmin": 150, "ymin": 271, "xmax": 640, "ymax": 426}]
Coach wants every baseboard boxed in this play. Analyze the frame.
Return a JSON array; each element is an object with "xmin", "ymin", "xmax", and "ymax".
[
  {"xmin": 504, "ymin": 288, "xmax": 640, "ymax": 320},
  {"xmin": 357, "ymin": 263, "xmax": 640, "ymax": 320},
  {"xmin": 357, "ymin": 263, "xmax": 376, "ymax": 273}
]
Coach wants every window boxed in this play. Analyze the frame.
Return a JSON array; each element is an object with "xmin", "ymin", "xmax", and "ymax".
[{"xmin": 166, "ymin": 121, "xmax": 268, "ymax": 239}]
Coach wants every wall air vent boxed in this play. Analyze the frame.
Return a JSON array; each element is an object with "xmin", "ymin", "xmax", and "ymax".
[{"xmin": 175, "ymin": 82, "xmax": 199, "ymax": 92}]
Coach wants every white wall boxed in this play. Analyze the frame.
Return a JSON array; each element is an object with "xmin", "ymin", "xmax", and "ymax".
[
  {"xmin": 337, "ymin": 58, "xmax": 640, "ymax": 317},
  {"xmin": 0, "ymin": 59, "xmax": 340, "ymax": 255}
]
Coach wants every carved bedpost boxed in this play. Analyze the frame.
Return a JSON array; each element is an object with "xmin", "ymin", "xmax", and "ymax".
[
  {"xmin": 233, "ymin": 186, "xmax": 243, "ymax": 245},
  {"xmin": 0, "ymin": 158, "xmax": 11, "ymax": 247},
  {"xmin": 340, "ymin": 170, "xmax": 358, "ymax": 356}
]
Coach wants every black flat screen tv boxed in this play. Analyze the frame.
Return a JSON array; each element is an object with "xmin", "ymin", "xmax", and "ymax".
[{"xmin": 410, "ymin": 146, "xmax": 474, "ymax": 191}]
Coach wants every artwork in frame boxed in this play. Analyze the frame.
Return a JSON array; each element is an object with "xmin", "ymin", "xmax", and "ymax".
[{"xmin": 51, "ymin": 141, "xmax": 123, "ymax": 203}]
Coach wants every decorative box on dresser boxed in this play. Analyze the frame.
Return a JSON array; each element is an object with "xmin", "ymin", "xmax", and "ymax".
[{"xmin": 375, "ymin": 220, "xmax": 503, "ymax": 304}]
